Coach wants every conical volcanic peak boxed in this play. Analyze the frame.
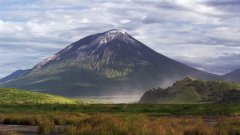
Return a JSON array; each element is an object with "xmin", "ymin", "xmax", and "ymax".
[
  {"xmin": 98, "ymin": 29, "xmax": 131, "ymax": 44},
  {"xmin": 1, "ymin": 29, "xmax": 220, "ymax": 96},
  {"xmin": 31, "ymin": 29, "xmax": 217, "ymax": 80},
  {"xmin": 104, "ymin": 29, "xmax": 127, "ymax": 36},
  {"xmin": 32, "ymin": 29, "xmax": 158, "ymax": 78}
]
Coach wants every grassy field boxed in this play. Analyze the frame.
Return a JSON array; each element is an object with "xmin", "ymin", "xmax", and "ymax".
[
  {"xmin": 0, "ymin": 88, "xmax": 80, "ymax": 104},
  {"xmin": 1, "ymin": 112, "xmax": 240, "ymax": 135},
  {"xmin": 0, "ymin": 104, "xmax": 240, "ymax": 135},
  {"xmin": 1, "ymin": 104, "xmax": 240, "ymax": 115},
  {"xmin": 0, "ymin": 88, "xmax": 240, "ymax": 135}
]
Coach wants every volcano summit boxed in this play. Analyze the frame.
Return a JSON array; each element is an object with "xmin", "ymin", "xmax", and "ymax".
[{"xmin": 0, "ymin": 29, "xmax": 219, "ymax": 96}]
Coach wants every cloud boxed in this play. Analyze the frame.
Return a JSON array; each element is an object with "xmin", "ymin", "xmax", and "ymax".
[
  {"xmin": 161, "ymin": 44, "xmax": 240, "ymax": 75},
  {"xmin": 205, "ymin": 0, "xmax": 240, "ymax": 12},
  {"xmin": 0, "ymin": 0, "xmax": 240, "ymax": 78}
]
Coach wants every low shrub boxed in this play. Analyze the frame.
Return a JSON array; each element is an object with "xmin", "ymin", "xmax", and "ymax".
[
  {"xmin": 38, "ymin": 117, "xmax": 54, "ymax": 135},
  {"xmin": 2, "ymin": 116, "xmax": 37, "ymax": 125}
]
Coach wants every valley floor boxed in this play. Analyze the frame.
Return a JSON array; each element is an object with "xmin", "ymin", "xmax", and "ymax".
[{"xmin": 0, "ymin": 104, "xmax": 240, "ymax": 135}]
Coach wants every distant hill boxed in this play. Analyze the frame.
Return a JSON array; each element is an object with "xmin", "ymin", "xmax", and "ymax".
[
  {"xmin": 0, "ymin": 29, "xmax": 220, "ymax": 96},
  {"xmin": 223, "ymin": 68, "xmax": 240, "ymax": 82},
  {"xmin": 139, "ymin": 77, "xmax": 240, "ymax": 104},
  {"xmin": 0, "ymin": 88, "xmax": 78, "ymax": 104},
  {"xmin": 0, "ymin": 70, "xmax": 30, "ymax": 83}
]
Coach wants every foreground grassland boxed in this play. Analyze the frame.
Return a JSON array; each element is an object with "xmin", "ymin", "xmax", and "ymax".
[
  {"xmin": 0, "ymin": 104, "xmax": 240, "ymax": 135},
  {"xmin": 1, "ymin": 104, "xmax": 240, "ymax": 115}
]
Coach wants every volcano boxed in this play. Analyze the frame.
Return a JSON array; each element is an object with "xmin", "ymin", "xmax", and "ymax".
[{"xmin": 0, "ymin": 29, "xmax": 220, "ymax": 96}]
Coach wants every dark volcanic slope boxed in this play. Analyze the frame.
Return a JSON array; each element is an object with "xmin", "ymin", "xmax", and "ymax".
[
  {"xmin": 223, "ymin": 69, "xmax": 240, "ymax": 82},
  {"xmin": 139, "ymin": 77, "xmax": 240, "ymax": 104},
  {"xmin": 0, "ymin": 70, "xmax": 30, "ymax": 83},
  {"xmin": 0, "ymin": 29, "xmax": 220, "ymax": 96}
]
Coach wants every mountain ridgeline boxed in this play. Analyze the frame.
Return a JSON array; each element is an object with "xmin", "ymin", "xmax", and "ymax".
[
  {"xmin": 0, "ymin": 29, "xmax": 220, "ymax": 96},
  {"xmin": 223, "ymin": 68, "xmax": 240, "ymax": 82},
  {"xmin": 139, "ymin": 77, "xmax": 240, "ymax": 104},
  {"xmin": 0, "ymin": 70, "xmax": 30, "ymax": 83}
]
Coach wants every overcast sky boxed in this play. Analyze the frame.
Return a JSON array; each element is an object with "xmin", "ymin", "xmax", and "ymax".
[{"xmin": 0, "ymin": 0, "xmax": 240, "ymax": 78}]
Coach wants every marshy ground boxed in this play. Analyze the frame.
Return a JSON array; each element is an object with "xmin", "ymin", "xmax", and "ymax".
[{"xmin": 0, "ymin": 104, "xmax": 240, "ymax": 135}]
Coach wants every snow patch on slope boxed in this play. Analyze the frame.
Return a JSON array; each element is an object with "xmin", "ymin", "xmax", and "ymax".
[
  {"xmin": 98, "ymin": 29, "xmax": 130, "ymax": 45},
  {"xmin": 34, "ymin": 55, "xmax": 60, "ymax": 70},
  {"xmin": 33, "ymin": 45, "xmax": 74, "ymax": 70}
]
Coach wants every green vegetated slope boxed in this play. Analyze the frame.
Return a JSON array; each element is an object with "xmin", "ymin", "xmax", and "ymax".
[
  {"xmin": 0, "ymin": 88, "xmax": 78, "ymax": 104},
  {"xmin": 139, "ymin": 77, "xmax": 240, "ymax": 104}
]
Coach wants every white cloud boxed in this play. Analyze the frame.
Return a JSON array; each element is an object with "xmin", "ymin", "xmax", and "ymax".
[
  {"xmin": 0, "ymin": 0, "xmax": 240, "ymax": 77},
  {"xmin": 0, "ymin": 20, "xmax": 23, "ymax": 33}
]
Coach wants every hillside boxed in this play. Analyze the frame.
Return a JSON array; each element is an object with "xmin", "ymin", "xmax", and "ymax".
[
  {"xmin": 223, "ymin": 68, "xmax": 240, "ymax": 82},
  {"xmin": 139, "ymin": 77, "xmax": 240, "ymax": 104},
  {"xmin": 0, "ymin": 29, "xmax": 219, "ymax": 96},
  {"xmin": 0, "ymin": 88, "xmax": 78, "ymax": 104},
  {"xmin": 0, "ymin": 70, "xmax": 30, "ymax": 83}
]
